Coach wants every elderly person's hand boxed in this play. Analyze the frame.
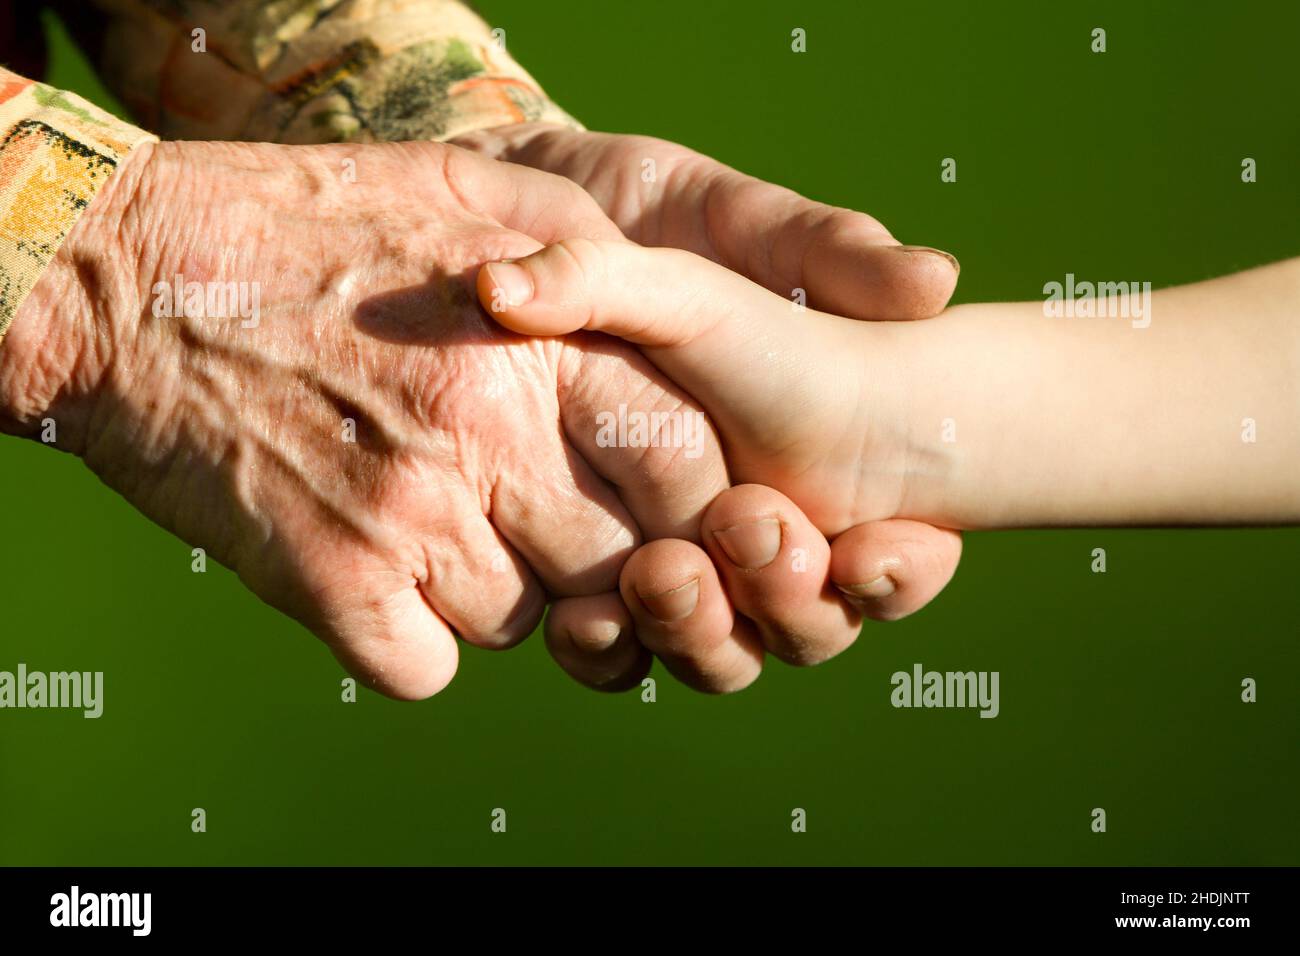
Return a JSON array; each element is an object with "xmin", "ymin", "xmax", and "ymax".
[
  {"xmin": 26, "ymin": 0, "xmax": 969, "ymax": 693},
  {"xmin": 453, "ymin": 123, "xmax": 959, "ymax": 320},
  {"xmin": 457, "ymin": 122, "xmax": 967, "ymax": 691},
  {"xmin": 0, "ymin": 139, "xmax": 733, "ymax": 699}
]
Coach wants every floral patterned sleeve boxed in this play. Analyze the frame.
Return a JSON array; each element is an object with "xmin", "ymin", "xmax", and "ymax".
[
  {"xmin": 0, "ymin": 67, "xmax": 156, "ymax": 343},
  {"xmin": 89, "ymin": 0, "xmax": 581, "ymax": 144},
  {"xmin": 1, "ymin": 0, "xmax": 571, "ymax": 341}
]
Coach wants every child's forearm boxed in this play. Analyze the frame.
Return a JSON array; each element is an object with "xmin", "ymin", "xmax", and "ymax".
[{"xmin": 885, "ymin": 258, "xmax": 1300, "ymax": 528}]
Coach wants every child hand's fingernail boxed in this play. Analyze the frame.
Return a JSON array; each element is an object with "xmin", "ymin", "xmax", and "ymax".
[
  {"xmin": 485, "ymin": 261, "xmax": 534, "ymax": 307},
  {"xmin": 637, "ymin": 578, "xmax": 699, "ymax": 623},
  {"xmin": 837, "ymin": 575, "xmax": 896, "ymax": 600},
  {"xmin": 712, "ymin": 518, "xmax": 781, "ymax": 570},
  {"xmin": 896, "ymin": 245, "xmax": 960, "ymax": 275}
]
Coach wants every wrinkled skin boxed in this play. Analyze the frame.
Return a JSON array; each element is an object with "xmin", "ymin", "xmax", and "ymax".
[
  {"xmin": 0, "ymin": 139, "xmax": 728, "ymax": 699},
  {"xmin": 452, "ymin": 123, "xmax": 960, "ymax": 321}
]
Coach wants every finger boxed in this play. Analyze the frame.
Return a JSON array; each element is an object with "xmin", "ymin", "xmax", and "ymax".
[
  {"xmin": 557, "ymin": 331, "xmax": 729, "ymax": 542},
  {"xmin": 311, "ymin": 563, "xmax": 461, "ymax": 701},
  {"xmin": 443, "ymin": 143, "xmax": 626, "ymax": 243},
  {"xmin": 700, "ymin": 484, "xmax": 861, "ymax": 666},
  {"xmin": 449, "ymin": 122, "xmax": 600, "ymax": 180},
  {"xmin": 545, "ymin": 592, "xmax": 652, "ymax": 692},
  {"xmin": 416, "ymin": 499, "xmax": 547, "ymax": 650},
  {"xmin": 829, "ymin": 520, "xmax": 963, "ymax": 622},
  {"xmin": 490, "ymin": 434, "xmax": 639, "ymax": 596},
  {"xmin": 619, "ymin": 539, "xmax": 764, "ymax": 693},
  {"xmin": 479, "ymin": 237, "xmax": 774, "ymax": 344},
  {"xmin": 452, "ymin": 125, "xmax": 958, "ymax": 319},
  {"xmin": 689, "ymin": 170, "xmax": 959, "ymax": 320},
  {"xmin": 478, "ymin": 238, "xmax": 853, "ymax": 448}
]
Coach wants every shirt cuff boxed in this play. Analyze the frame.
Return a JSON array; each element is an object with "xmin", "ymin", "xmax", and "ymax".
[{"xmin": 0, "ymin": 68, "xmax": 157, "ymax": 343}]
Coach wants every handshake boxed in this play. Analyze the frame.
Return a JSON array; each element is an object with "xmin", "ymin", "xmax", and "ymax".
[{"xmin": 5, "ymin": 125, "xmax": 1296, "ymax": 700}]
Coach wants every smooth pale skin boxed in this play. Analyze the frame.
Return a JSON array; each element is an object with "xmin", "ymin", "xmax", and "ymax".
[
  {"xmin": 455, "ymin": 122, "xmax": 964, "ymax": 691},
  {"xmin": 479, "ymin": 243, "xmax": 1300, "ymax": 686}
]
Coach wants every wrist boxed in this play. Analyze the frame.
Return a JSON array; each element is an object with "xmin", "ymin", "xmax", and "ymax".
[
  {"xmin": 868, "ymin": 314, "xmax": 966, "ymax": 528},
  {"xmin": 0, "ymin": 141, "xmax": 153, "ymax": 455},
  {"xmin": 835, "ymin": 317, "xmax": 936, "ymax": 527},
  {"xmin": 884, "ymin": 300, "xmax": 1061, "ymax": 530}
]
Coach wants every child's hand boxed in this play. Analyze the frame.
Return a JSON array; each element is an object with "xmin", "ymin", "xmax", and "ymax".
[
  {"xmin": 477, "ymin": 238, "xmax": 904, "ymax": 535},
  {"xmin": 479, "ymin": 242, "xmax": 1300, "ymax": 542},
  {"xmin": 476, "ymin": 239, "xmax": 962, "ymax": 690}
]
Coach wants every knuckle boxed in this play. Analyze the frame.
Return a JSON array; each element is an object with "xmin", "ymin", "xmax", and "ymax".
[{"xmin": 553, "ymin": 236, "xmax": 607, "ymax": 288}]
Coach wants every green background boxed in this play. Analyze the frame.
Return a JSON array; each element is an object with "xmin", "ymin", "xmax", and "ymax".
[{"xmin": 2, "ymin": 0, "xmax": 1296, "ymax": 865}]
